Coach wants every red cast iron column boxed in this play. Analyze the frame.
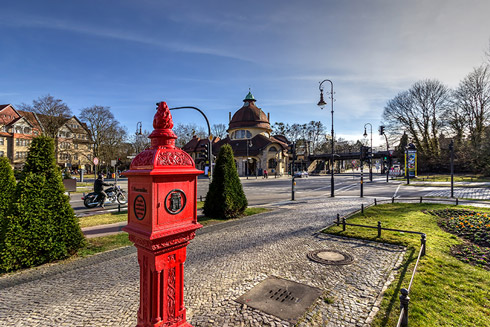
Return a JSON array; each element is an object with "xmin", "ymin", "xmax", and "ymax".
[{"xmin": 123, "ymin": 101, "xmax": 202, "ymax": 327}]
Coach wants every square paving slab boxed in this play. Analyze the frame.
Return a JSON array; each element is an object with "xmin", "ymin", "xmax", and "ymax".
[{"xmin": 235, "ymin": 275, "xmax": 323, "ymax": 324}]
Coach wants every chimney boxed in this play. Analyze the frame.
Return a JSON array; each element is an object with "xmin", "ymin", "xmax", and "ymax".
[
  {"xmin": 229, "ymin": 112, "xmax": 231, "ymax": 122},
  {"xmin": 268, "ymin": 112, "xmax": 270, "ymax": 122}
]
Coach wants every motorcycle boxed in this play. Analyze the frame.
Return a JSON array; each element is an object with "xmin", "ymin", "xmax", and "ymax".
[{"xmin": 82, "ymin": 184, "xmax": 127, "ymax": 208}]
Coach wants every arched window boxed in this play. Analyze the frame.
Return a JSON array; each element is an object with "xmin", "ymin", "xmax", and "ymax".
[
  {"xmin": 231, "ymin": 130, "xmax": 252, "ymax": 139},
  {"xmin": 269, "ymin": 146, "xmax": 277, "ymax": 152},
  {"xmin": 15, "ymin": 126, "xmax": 22, "ymax": 134},
  {"xmin": 24, "ymin": 127, "xmax": 31, "ymax": 134}
]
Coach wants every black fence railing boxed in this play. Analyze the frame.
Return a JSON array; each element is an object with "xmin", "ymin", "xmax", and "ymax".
[{"xmin": 336, "ymin": 198, "xmax": 445, "ymax": 327}]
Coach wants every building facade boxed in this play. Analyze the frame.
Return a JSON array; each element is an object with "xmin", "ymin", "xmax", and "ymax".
[
  {"xmin": 183, "ymin": 92, "xmax": 289, "ymax": 177},
  {"xmin": 0, "ymin": 104, "xmax": 94, "ymax": 171}
]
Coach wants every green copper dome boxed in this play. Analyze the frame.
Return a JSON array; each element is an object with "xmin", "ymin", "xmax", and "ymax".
[{"xmin": 243, "ymin": 91, "xmax": 256, "ymax": 102}]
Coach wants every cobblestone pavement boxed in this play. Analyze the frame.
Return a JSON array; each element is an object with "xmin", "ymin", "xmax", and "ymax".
[
  {"xmin": 424, "ymin": 187, "xmax": 490, "ymax": 200},
  {"xmin": 0, "ymin": 197, "xmax": 405, "ymax": 327}
]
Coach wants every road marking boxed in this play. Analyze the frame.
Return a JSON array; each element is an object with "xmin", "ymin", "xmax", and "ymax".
[{"xmin": 393, "ymin": 184, "xmax": 401, "ymax": 198}]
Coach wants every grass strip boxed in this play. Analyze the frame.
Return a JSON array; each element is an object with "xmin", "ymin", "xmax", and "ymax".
[
  {"xmin": 323, "ymin": 203, "xmax": 490, "ymax": 327},
  {"xmin": 79, "ymin": 211, "xmax": 128, "ymax": 228}
]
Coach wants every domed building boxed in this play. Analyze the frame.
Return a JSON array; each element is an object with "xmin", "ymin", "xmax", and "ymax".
[
  {"xmin": 215, "ymin": 92, "xmax": 289, "ymax": 177},
  {"xmin": 182, "ymin": 92, "xmax": 289, "ymax": 177}
]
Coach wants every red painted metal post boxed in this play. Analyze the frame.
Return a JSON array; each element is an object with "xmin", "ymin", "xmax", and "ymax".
[{"xmin": 123, "ymin": 101, "xmax": 202, "ymax": 327}]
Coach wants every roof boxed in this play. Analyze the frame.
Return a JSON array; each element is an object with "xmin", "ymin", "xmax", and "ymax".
[
  {"xmin": 228, "ymin": 93, "xmax": 271, "ymax": 131},
  {"xmin": 214, "ymin": 134, "xmax": 287, "ymax": 157}
]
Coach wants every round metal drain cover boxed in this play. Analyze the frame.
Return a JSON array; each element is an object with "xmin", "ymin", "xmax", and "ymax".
[{"xmin": 307, "ymin": 249, "xmax": 354, "ymax": 265}]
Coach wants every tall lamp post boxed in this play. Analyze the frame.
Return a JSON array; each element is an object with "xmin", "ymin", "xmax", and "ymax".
[
  {"xmin": 317, "ymin": 79, "xmax": 335, "ymax": 197},
  {"xmin": 363, "ymin": 123, "xmax": 373, "ymax": 182}
]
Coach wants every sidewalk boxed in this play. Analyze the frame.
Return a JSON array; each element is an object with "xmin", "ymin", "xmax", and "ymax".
[{"xmin": 1, "ymin": 198, "xmax": 405, "ymax": 327}]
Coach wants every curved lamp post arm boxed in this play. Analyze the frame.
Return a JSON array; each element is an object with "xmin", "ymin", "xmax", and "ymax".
[{"xmin": 169, "ymin": 106, "xmax": 213, "ymax": 181}]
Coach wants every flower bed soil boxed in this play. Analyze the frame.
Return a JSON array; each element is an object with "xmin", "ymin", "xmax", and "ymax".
[{"xmin": 429, "ymin": 208, "xmax": 490, "ymax": 270}]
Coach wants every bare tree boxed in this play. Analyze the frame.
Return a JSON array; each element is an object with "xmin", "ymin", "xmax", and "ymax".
[
  {"xmin": 211, "ymin": 123, "xmax": 227, "ymax": 139},
  {"xmin": 129, "ymin": 129, "xmax": 151, "ymax": 155},
  {"xmin": 173, "ymin": 123, "xmax": 206, "ymax": 148},
  {"xmin": 79, "ymin": 105, "xmax": 127, "ymax": 165},
  {"xmin": 19, "ymin": 94, "xmax": 72, "ymax": 138},
  {"xmin": 451, "ymin": 65, "xmax": 490, "ymax": 148},
  {"xmin": 383, "ymin": 79, "xmax": 451, "ymax": 159}
]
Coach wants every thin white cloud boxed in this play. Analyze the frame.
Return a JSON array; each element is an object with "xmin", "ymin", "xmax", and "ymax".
[{"xmin": 3, "ymin": 12, "xmax": 255, "ymax": 63}]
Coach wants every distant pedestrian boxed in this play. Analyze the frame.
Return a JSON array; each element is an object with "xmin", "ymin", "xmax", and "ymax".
[{"xmin": 264, "ymin": 169, "xmax": 268, "ymax": 179}]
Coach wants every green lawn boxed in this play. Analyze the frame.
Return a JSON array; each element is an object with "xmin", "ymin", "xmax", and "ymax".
[
  {"xmin": 78, "ymin": 202, "xmax": 269, "ymax": 228},
  {"xmin": 324, "ymin": 203, "xmax": 490, "ymax": 327},
  {"xmin": 77, "ymin": 204, "xmax": 270, "ymax": 257},
  {"xmin": 79, "ymin": 210, "xmax": 128, "ymax": 228}
]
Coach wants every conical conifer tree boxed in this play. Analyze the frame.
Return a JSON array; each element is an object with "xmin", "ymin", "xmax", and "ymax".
[
  {"xmin": 0, "ymin": 136, "xmax": 85, "ymax": 271},
  {"xmin": 0, "ymin": 157, "xmax": 16, "ymax": 261},
  {"xmin": 203, "ymin": 144, "xmax": 247, "ymax": 219}
]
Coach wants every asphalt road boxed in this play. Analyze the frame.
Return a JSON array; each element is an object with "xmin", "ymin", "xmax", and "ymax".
[{"xmin": 70, "ymin": 173, "xmax": 460, "ymax": 216}]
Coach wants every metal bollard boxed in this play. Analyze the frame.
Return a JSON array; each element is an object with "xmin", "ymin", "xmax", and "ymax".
[
  {"xmin": 377, "ymin": 221, "xmax": 382, "ymax": 237},
  {"xmin": 421, "ymin": 234, "xmax": 426, "ymax": 256},
  {"xmin": 342, "ymin": 218, "xmax": 346, "ymax": 231},
  {"xmin": 420, "ymin": 196, "xmax": 423, "ymax": 203},
  {"xmin": 337, "ymin": 213, "xmax": 340, "ymax": 226},
  {"xmin": 399, "ymin": 288, "xmax": 410, "ymax": 327},
  {"xmin": 374, "ymin": 198, "xmax": 377, "ymax": 206},
  {"xmin": 392, "ymin": 196, "xmax": 395, "ymax": 204},
  {"xmin": 361, "ymin": 203, "xmax": 364, "ymax": 214},
  {"xmin": 456, "ymin": 198, "xmax": 459, "ymax": 205},
  {"xmin": 200, "ymin": 195, "xmax": 202, "ymax": 202},
  {"xmin": 118, "ymin": 204, "xmax": 121, "ymax": 213}
]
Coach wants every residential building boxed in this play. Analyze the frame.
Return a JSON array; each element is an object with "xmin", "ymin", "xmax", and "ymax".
[{"xmin": 0, "ymin": 104, "xmax": 94, "ymax": 172}]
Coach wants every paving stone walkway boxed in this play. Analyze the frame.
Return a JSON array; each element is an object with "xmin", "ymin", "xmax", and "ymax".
[
  {"xmin": 0, "ymin": 198, "xmax": 405, "ymax": 326},
  {"xmin": 424, "ymin": 187, "xmax": 490, "ymax": 200}
]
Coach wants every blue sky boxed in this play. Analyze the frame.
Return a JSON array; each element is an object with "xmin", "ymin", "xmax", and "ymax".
[{"xmin": 1, "ymin": 0, "xmax": 490, "ymax": 146}]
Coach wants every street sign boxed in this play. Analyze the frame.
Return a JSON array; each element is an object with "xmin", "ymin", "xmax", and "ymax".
[
  {"xmin": 111, "ymin": 160, "xmax": 117, "ymax": 166},
  {"xmin": 93, "ymin": 157, "xmax": 99, "ymax": 165}
]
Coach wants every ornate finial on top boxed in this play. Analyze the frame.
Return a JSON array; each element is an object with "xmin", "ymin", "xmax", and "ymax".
[
  {"xmin": 154, "ymin": 102, "xmax": 174, "ymax": 130},
  {"xmin": 148, "ymin": 101, "xmax": 177, "ymax": 148}
]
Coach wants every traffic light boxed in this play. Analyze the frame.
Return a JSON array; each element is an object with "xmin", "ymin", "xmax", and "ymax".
[
  {"xmin": 360, "ymin": 146, "xmax": 368, "ymax": 161},
  {"xmin": 288, "ymin": 143, "xmax": 296, "ymax": 159},
  {"xmin": 201, "ymin": 143, "xmax": 209, "ymax": 160},
  {"xmin": 379, "ymin": 126, "xmax": 385, "ymax": 135}
]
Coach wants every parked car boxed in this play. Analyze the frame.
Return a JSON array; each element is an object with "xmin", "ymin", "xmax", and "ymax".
[{"xmin": 294, "ymin": 171, "xmax": 309, "ymax": 178}]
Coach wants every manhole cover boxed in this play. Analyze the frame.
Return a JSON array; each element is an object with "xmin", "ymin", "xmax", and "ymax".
[
  {"xmin": 235, "ymin": 276, "xmax": 323, "ymax": 324},
  {"xmin": 307, "ymin": 249, "xmax": 354, "ymax": 265}
]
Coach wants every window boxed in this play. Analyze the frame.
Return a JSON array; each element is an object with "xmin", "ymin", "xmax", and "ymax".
[
  {"xmin": 0, "ymin": 137, "xmax": 3, "ymax": 145},
  {"xmin": 269, "ymin": 146, "xmax": 277, "ymax": 152},
  {"xmin": 268, "ymin": 158, "xmax": 277, "ymax": 169},
  {"xmin": 24, "ymin": 127, "xmax": 31, "ymax": 134},
  {"xmin": 231, "ymin": 130, "xmax": 252, "ymax": 139},
  {"xmin": 15, "ymin": 126, "xmax": 22, "ymax": 134}
]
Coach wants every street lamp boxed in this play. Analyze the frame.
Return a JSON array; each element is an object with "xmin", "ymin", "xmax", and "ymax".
[
  {"xmin": 318, "ymin": 79, "xmax": 335, "ymax": 197},
  {"xmin": 363, "ymin": 123, "xmax": 373, "ymax": 182}
]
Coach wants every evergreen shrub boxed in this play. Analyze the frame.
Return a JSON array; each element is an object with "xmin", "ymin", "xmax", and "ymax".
[
  {"xmin": 0, "ymin": 136, "xmax": 85, "ymax": 271},
  {"xmin": 203, "ymin": 144, "xmax": 247, "ymax": 219},
  {"xmin": 0, "ymin": 157, "xmax": 16, "ymax": 261}
]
